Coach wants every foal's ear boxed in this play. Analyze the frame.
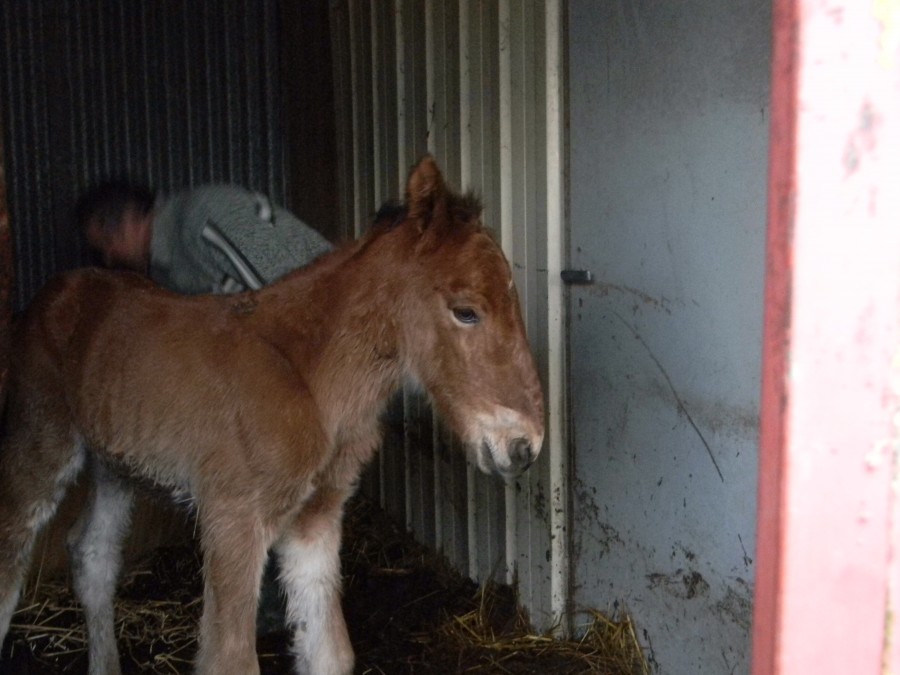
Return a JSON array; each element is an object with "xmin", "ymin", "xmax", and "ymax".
[{"xmin": 405, "ymin": 155, "xmax": 446, "ymax": 224}]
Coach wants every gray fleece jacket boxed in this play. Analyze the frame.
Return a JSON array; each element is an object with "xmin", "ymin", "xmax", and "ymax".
[{"xmin": 148, "ymin": 185, "xmax": 332, "ymax": 295}]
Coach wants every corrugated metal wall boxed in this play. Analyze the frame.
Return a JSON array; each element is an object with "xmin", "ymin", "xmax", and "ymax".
[
  {"xmin": 0, "ymin": 0, "xmax": 287, "ymax": 311},
  {"xmin": 330, "ymin": 0, "xmax": 568, "ymax": 632},
  {"xmin": 0, "ymin": 125, "xmax": 10, "ymax": 396}
]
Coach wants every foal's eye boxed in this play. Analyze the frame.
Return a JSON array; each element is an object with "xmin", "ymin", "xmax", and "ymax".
[{"xmin": 452, "ymin": 307, "xmax": 480, "ymax": 325}]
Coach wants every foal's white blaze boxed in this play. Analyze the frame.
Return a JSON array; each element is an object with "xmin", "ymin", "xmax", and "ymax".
[{"xmin": 276, "ymin": 528, "xmax": 353, "ymax": 675}]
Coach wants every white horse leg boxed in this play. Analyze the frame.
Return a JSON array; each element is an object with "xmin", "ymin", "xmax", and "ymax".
[
  {"xmin": 0, "ymin": 428, "xmax": 85, "ymax": 650},
  {"xmin": 67, "ymin": 459, "xmax": 133, "ymax": 675},
  {"xmin": 276, "ymin": 488, "xmax": 354, "ymax": 675}
]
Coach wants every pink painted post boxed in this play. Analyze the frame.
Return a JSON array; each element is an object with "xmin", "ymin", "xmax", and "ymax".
[{"xmin": 755, "ymin": 1, "xmax": 900, "ymax": 673}]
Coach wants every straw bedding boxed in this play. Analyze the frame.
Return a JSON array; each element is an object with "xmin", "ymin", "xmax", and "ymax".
[{"xmin": 3, "ymin": 495, "xmax": 647, "ymax": 674}]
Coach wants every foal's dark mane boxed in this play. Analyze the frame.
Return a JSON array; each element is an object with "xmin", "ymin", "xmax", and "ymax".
[
  {"xmin": 258, "ymin": 190, "xmax": 483, "ymax": 295},
  {"xmin": 291, "ymin": 190, "xmax": 485, "ymax": 275},
  {"xmin": 372, "ymin": 191, "xmax": 484, "ymax": 232}
]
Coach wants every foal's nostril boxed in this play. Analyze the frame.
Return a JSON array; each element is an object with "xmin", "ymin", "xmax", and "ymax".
[{"xmin": 509, "ymin": 437, "xmax": 533, "ymax": 469}]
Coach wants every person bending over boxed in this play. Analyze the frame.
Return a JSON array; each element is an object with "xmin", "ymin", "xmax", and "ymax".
[{"xmin": 76, "ymin": 181, "xmax": 332, "ymax": 294}]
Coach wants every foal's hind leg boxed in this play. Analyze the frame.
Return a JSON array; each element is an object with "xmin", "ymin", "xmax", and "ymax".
[
  {"xmin": 0, "ymin": 427, "xmax": 85, "ymax": 648},
  {"xmin": 67, "ymin": 458, "xmax": 134, "ymax": 675},
  {"xmin": 275, "ymin": 487, "xmax": 354, "ymax": 675}
]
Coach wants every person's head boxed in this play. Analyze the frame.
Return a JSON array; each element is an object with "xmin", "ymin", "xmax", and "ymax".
[{"xmin": 75, "ymin": 181, "xmax": 156, "ymax": 272}]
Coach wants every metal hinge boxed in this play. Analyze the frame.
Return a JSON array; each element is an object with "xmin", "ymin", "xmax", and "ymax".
[{"xmin": 560, "ymin": 269, "xmax": 593, "ymax": 285}]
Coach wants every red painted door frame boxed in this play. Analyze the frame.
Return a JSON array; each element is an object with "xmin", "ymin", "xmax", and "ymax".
[{"xmin": 754, "ymin": 1, "xmax": 900, "ymax": 673}]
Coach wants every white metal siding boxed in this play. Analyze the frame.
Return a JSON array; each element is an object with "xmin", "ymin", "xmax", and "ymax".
[{"xmin": 330, "ymin": 0, "xmax": 567, "ymax": 632}]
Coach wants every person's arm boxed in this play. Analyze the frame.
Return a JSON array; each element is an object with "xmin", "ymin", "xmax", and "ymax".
[
  {"xmin": 199, "ymin": 187, "xmax": 332, "ymax": 288},
  {"xmin": 199, "ymin": 223, "xmax": 264, "ymax": 291}
]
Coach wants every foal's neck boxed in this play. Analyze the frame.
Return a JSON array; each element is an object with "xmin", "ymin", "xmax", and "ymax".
[{"xmin": 257, "ymin": 230, "xmax": 410, "ymax": 441}]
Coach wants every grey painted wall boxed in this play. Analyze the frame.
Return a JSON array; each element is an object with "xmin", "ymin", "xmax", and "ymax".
[{"xmin": 567, "ymin": 1, "xmax": 770, "ymax": 672}]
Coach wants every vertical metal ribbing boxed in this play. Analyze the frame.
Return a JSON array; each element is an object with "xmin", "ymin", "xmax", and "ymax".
[
  {"xmin": 458, "ymin": 1, "xmax": 472, "ymax": 189},
  {"xmin": 326, "ymin": 0, "xmax": 567, "ymax": 631},
  {"xmin": 369, "ymin": 1, "xmax": 387, "ymax": 511},
  {"xmin": 330, "ymin": 1, "xmax": 354, "ymax": 235},
  {"xmin": 0, "ymin": 25, "xmax": 12, "ymax": 357},
  {"xmin": 498, "ymin": 0, "xmax": 513, "ymax": 257},
  {"xmin": 199, "ymin": 2, "xmax": 211, "ymax": 185},
  {"xmin": 394, "ymin": 0, "xmax": 415, "ymax": 534},
  {"xmin": 509, "ymin": 0, "xmax": 542, "ymax": 615},
  {"xmin": 181, "ymin": 5, "xmax": 195, "ymax": 188},
  {"xmin": 68, "ymin": 5, "xmax": 84, "ymax": 191},
  {"xmin": 241, "ymin": 3, "xmax": 255, "ymax": 192},
  {"xmin": 370, "ymin": 5, "xmax": 383, "ymax": 208},
  {"xmin": 497, "ymin": 0, "xmax": 519, "ymax": 587},
  {"xmin": 260, "ymin": 1, "xmax": 274, "ymax": 195},
  {"xmin": 11, "ymin": 2, "xmax": 28, "ymax": 300},
  {"xmin": 452, "ymin": 0, "xmax": 472, "ymax": 578},
  {"xmin": 465, "ymin": 464, "xmax": 478, "ymax": 578},
  {"xmin": 7, "ymin": 0, "xmax": 21, "ymax": 304},
  {"xmin": 424, "ymin": 0, "xmax": 435, "ymax": 161},
  {"xmin": 466, "ymin": 0, "xmax": 480, "ymax": 571},
  {"xmin": 2, "ymin": 0, "xmax": 291, "ymax": 311},
  {"xmin": 141, "ymin": 2, "xmax": 155, "ymax": 184},
  {"xmin": 119, "ymin": 2, "xmax": 133, "ymax": 181},
  {"xmin": 439, "ymin": 0, "xmax": 461, "ymax": 563},
  {"xmin": 357, "ymin": 2, "xmax": 375, "ymax": 231},
  {"xmin": 424, "ymin": 0, "xmax": 441, "ymax": 554},
  {"xmin": 423, "ymin": 0, "xmax": 457, "ymax": 564},
  {"xmin": 545, "ymin": 0, "xmax": 569, "ymax": 638},
  {"xmin": 161, "ymin": 2, "xmax": 175, "ymax": 187},
  {"xmin": 6, "ymin": 1, "xmax": 33, "ymax": 306},
  {"xmin": 31, "ymin": 1, "xmax": 52, "ymax": 278},
  {"xmin": 465, "ymin": 3, "xmax": 503, "ymax": 579},
  {"xmin": 347, "ymin": 0, "xmax": 364, "ymax": 235},
  {"xmin": 394, "ymin": 0, "xmax": 407, "ymax": 193}
]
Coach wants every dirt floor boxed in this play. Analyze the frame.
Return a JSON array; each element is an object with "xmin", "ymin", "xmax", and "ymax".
[{"xmin": 2, "ymin": 495, "xmax": 647, "ymax": 674}]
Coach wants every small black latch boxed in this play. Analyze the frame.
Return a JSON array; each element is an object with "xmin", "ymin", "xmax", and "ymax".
[{"xmin": 561, "ymin": 269, "xmax": 593, "ymax": 285}]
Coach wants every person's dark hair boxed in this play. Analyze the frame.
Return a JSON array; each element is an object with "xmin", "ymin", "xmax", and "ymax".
[{"xmin": 74, "ymin": 180, "xmax": 156, "ymax": 235}]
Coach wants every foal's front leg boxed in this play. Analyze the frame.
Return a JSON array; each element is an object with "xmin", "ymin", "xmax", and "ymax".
[
  {"xmin": 275, "ymin": 487, "xmax": 354, "ymax": 675},
  {"xmin": 196, "ymin": 504, "xmax": 269, "ymax": 675}
]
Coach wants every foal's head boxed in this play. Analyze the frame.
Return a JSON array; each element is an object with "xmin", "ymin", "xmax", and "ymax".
[{"xmin": 389, "ymin": 157, "xmax": 545, "ymax": 480}]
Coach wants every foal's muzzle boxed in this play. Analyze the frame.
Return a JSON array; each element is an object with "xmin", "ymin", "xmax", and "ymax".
[
  {"xmin": 471, "ymin": 405, "xmax": 543, "ymax": 480},
  {"xmin": 508, "ymin": 436, "xmax": 536, "ymax": 474},
  {"xmin": 480, "ymin": 436, "xmax": 538, "ymax": 480}
]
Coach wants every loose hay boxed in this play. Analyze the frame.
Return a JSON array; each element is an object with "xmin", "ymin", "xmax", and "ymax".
[
  {"xmin": 6, "ymin": 549, "xmax": 205, "ymax": 674},
  {"xmin": 425, "ymin": 589, "xmax": 649, "ymax": 675},
  {"xmin": 3, "ymin": 496, "xmax": 648, "ymax": 674}
]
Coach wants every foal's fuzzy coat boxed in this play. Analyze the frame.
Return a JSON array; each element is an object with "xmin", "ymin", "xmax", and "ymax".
[{"xmin": 0, "ymin": 157, "xmax": 544, "ymax": 675}]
